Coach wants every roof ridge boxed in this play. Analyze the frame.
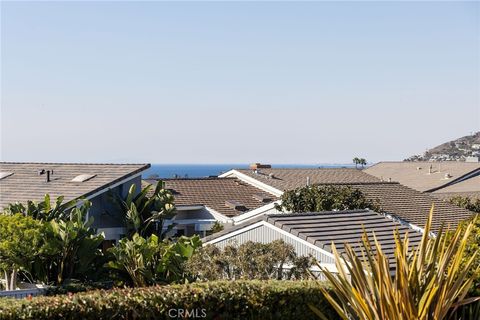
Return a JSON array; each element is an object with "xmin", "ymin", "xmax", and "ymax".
[
  {"xmin": 265, "ymin": 209, "xmax": 371, "ymax": 218},
  {"xmin": 153, "ymin": 177, "xmax": 238, "ymax": 181},
  {"xmin": 0, "ymin": 162, "xmax": 150, "ymax": 166}
]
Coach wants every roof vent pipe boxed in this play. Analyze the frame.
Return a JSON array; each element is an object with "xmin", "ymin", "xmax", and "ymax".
[{"xmin": 428, "ymin": 165, "xmax": 432, "ymax": 174}]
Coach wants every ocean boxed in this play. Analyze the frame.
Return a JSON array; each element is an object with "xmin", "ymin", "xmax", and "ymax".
[{"xmin": 142, "ymin": 164, "xmax": 355, "ymax": 179}]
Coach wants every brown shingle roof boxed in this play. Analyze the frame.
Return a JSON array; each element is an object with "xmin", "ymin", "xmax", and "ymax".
[
  {"xmin": 205, "ymin": 210, "xmax": 423, "ymax": 270},
  {"xmin": 231, "ymin": 168, "xmax": 474, "ymax": 230},
  {"xmin": 0, "ymin": 162, "xmax": 149, "ymax": 209},
  {"xmin": 145, "ymin": 178, "xmax": 279, "ymax": 218},
  {"xmin": 235, "ymin": 168, "xmax": 381, "ymax": 191},
  {"xmin": 364, "ymin": 161, "xmax": 480, "ymax": 192},
  {"xmin": 346, "ymin": 183, "xmax": 473, "ymax": 231}
]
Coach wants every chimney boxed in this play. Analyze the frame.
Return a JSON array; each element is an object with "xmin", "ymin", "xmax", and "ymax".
[
  {"xmin": 306, "ymin": 177, "xmax": 310, "ymax": 186},
  {"xmin": 249, "ymin": 163, "xmax": 272, "ymax": 170},
  {"xmin": 428, "ymin": 165, "xmax": 432, "ymax": 174}
]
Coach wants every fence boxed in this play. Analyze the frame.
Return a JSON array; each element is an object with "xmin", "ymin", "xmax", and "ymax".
[{"xmin": 0, "ymin": 288, "xmax": 46, "ymax": 299}]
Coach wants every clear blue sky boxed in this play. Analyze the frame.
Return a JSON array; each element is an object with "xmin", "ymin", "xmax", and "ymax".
[{"xmin": 1, "ymin": 1, "xmax": 479, "ymax": 164}]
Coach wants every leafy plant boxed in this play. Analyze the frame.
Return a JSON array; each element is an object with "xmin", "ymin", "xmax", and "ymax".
[
  {"xmin": 4, "ymin": 194, "xmax": 77, "ymax": 221},
  {"xmin": 34, "ymin": 201, "xmax": 105, "ymax": 285},
  {"xmin": 108, "ymin": 233, "xmax": 201, "ymax": 287},
  {"xmin": 0, "ymin": 214, "xmax": 44, "ymax": 290},
  {"xmin": 311, "ymin": 206, "xmax": 480, "ymax": 320},
  {"xmin": 186, "ymin": 240, "xmax": 313, "ymax": 281},
  {"xmin": 276, "ymin": 185, "xmax": 380, "ymax": 213},
  {"xmin": 118, "ymin": 182, "xmax": 176, "ymax": 238}
]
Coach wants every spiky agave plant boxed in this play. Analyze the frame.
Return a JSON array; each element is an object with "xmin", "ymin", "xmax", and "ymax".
[{"xmin": 311, "ymin": 206, "xmax": 480, "ymax": 320}]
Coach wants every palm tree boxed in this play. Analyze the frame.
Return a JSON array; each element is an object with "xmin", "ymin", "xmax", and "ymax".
[
  {"xmin": 352, "ymin": 157, "xmax": 360, "ymax": 169},
  {"xmin": 359, "ymin": 158, "xmax": 367, "ymax": 168}
]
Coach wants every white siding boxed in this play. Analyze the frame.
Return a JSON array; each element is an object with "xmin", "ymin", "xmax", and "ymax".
[{"xmin": 213, "ymin": 224, "xmax": 335, "ymax": 264}]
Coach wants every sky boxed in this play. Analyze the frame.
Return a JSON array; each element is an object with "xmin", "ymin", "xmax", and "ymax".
[{"xmin": 1, "ymin": 1, "xmax": 479, "ymax": 164}]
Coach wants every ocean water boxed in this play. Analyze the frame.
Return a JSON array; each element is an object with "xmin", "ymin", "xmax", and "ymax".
[{"xmin": 142, "ymin": 164, "xmax": 354, "ymax": 179}]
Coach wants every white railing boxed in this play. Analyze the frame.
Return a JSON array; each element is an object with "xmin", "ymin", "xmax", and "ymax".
[{"xmin": 0, "ymin": 288, "xmax": 46, "ymax": 299}]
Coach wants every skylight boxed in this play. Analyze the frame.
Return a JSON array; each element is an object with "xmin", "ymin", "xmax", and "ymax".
[
  {"xmin": 71, "ymin": 174, "xmax": 97, "ymax": 183},
  {"xmin": 0, "ymin": 172, "xmax": 14, "ymax": 180}
]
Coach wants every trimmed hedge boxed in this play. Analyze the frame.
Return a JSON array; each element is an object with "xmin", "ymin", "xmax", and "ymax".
[{"xmin": 0, "ymin": 281, "xmax": 338, "ymax": 320}]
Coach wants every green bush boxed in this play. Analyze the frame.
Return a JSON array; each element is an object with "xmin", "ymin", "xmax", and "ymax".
[{"xmin": 0, "ymin": 281, "xmax": 338, "ymax": 320}]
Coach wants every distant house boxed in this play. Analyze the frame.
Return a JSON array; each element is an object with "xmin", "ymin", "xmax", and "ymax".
[
  {"xmin": 364, "ymin": 161, "xmax": 480, "ymax": 200},
  {"xmin": 144, "ymin": 177, "xmax": 280, "ymax": 236},
  {"xmin": 219, "ymin": 166, "xmax": 474, "ymax": 231},
  {"xmin": 0, "ymin": 162, "xmax": 150, "ymax": 240},
  {"xmin": 204, "ymin": 209, "xmax": 423, "ymax": 275}
]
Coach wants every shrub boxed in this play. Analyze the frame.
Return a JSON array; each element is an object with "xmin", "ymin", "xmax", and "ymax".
[
  {"xmin": 186, "ymin": 240, "xmax": 313, "ymax": 281},
  {"xmin": 449, "ymin": 196, "xmax": 480, "ymax": 213},
  {"xmin": 0, "ymin": 280, "xmax": 338, "ymax": 320},
  {"xmin": 276, "ymin": 185, "xmax": 380, "ymax": 213}
]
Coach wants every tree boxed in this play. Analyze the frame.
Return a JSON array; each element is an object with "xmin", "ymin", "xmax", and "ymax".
[
  {"xmin": 118, "ymin": 182, "xmax": 176, "ymax": 238},
  {"xmin": 353, "ymin": 157, "xmax": 360, "ymax": 169},
  {"xmin": 311, "ymin": 207, "xmax": 480, "ymax": 320},
  {"xmin": 186, "ymin": 240, "xmax": 313, "ymax": 281},
  {"xmin": 359, "ymin": 158, "xmax": 367, "ymax": 168},
  {"xmin": 0, "ymin": 214, "xmax": 44, "ymax": 290},
  {"xmin": 275, "ymin": 185, "xmax": 380, "ymax": 213}
]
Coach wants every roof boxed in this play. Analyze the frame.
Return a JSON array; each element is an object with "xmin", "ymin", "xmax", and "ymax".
[
  {"xmin": 234, "ymin": 168, "xmax": 381, "ymax": 191},
  {"xmin": 432, "ymin": 175, "xmax": 480, "ymax": 200},
  {"xmin": 0, "ymin": 162, "xmax": 150, "ymax": 209},
  {"xmin": 205, "ymin": 210, "xmax": 423, "ymax": 270},
  {"xmin": 347, "ymin": 183, "xmax": 473, "ymax": 231},
  {"xmin": 228, "ymin": 168, "xmax": 474, "ymax": 230},
  {"xmin": 364, "ymin": 161, "xmax": 480, "ymax": 192},
  {"xmin": 144, "ymin": 177, "xmax": 279, "ymax": 217}
]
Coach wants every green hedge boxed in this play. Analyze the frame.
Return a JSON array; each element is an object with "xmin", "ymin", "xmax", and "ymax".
[{"xmin": 0, "ymin": 281, "xmax": 338, "ymax": 320}]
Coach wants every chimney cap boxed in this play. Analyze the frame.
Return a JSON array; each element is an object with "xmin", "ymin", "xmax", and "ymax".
[{"xmin": 250, "ymin": 163, "xmax": 271, "ymax": 170}]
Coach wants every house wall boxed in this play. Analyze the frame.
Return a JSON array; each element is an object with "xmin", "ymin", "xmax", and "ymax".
[
  {"xmin": 88, "ymin": 175, "xmax": 142, "ymax": 239},
  {"xmin": 210, "ymin": 224, "xmax": 335, "ymax": 265}
]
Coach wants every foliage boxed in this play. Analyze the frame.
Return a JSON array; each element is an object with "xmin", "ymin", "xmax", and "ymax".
[
  {"xmin": 0, "ymin": 214, "xmax": 44, "ymax": 290},
  {"xmin": 118, "ymin": 182, "xmax": 176, "ymax": 238},
  {"xmin": 311, "ymin": 206, "xmax": 480, "ymax": 320},
  {"xmin": 353, "ymin": 157, "xmax": 367, "ymax": 169},
  {"xmin": 449, "ymin": 196, "xmax": 480, "ymax": 213},
  {"xmin": 186, "ymin": 240, "xmax": 313, "ymax": 281},
  {"xmin": 276, "ymin": 185, "xmax": 380, "ymax": 213},
  {"xmin": 0, "ymin": 280, "xmax": 338, "ymax": 320},
  {"xmin": 107, "ymin": 233, "xmax": 201, "ymax": 287},
  {"xmin": 4, "ymin": 195, "xmax": 78, "ymax": 221},
  {"xmin": 446, "ymin": 213, "xmax": 480, "ymax": 297},
  {"xmin": 206, "ymin": 221, "xmax": 224, "ymax": 236},
  {"xmin": 34, "ymin": 201, "xmax": 105, "ymax": 285}
]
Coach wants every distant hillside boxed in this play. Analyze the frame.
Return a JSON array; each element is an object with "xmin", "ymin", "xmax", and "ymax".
[{"xmin": 405, "ymin": 132, "xmax": 480, "ymax": 162}]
